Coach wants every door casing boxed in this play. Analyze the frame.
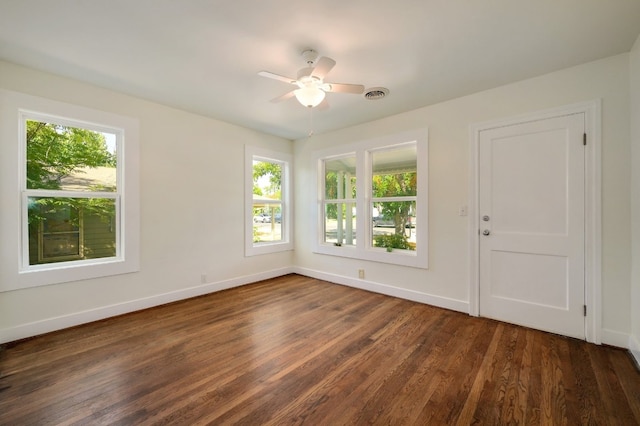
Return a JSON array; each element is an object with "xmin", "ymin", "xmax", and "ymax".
[{"xmin": 468, "ymin": 101, "xmax": 601, "ymax": 343}]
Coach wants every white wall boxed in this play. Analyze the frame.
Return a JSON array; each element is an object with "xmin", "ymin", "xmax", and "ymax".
[
  {"xmin": 1, "ymin": 53, "xmax": 636, "ymax": 349},
  {"xmin": 0, "ymin": 60, "xmax": 294, "ymax": 343},
  {"xmin": 630, "ymin": 35, "xmax": 640, "ymax": 364},
  {"xmin": 294, "ymin": 54, "xmax": 632, "ymax": 346}
]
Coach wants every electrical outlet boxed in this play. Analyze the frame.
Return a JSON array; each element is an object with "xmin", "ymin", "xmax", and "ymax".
[
  {"xmin": 459, "ymin": 205, "xmax": 468, "ymax": 216},
  {"xmin": 358, "ymin": 269, "xmax": 365, "ymax": 279},
  {"xmin": 201, "ymin": 274, "xmax": 207, "ymax": 284}
]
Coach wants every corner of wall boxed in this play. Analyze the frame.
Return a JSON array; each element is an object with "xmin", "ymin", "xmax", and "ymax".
[
  {"xmin": 629, "ymin": 32, "xmax": 640, "ymax": 358},
  {"xmin": 630, "ymin": 334, "xmax": 640, "ymax": 369}
]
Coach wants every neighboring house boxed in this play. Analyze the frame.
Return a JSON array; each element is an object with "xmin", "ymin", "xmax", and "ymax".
[
  {"xmin": 28, "ymin": 166, "xmax": 117, "ymax": 265},
  {"xmin": 58, "ymin": 166, "xmax": 116, "ymax": 192}
]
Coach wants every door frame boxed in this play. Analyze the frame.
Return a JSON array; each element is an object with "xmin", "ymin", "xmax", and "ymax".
[{"xmin": 468, "ymin": 100, "xmax": 601, "ymax": 343}]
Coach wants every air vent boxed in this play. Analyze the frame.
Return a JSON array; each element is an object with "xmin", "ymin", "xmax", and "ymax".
[{"xmin": 364, "ymin": 87, "xmax": 389, "ymax": 100}]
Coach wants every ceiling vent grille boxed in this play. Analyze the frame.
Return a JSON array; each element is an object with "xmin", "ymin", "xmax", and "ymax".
[{"xmin": 364, "ymin": 87, "xmax": 389, "ymax": 100}]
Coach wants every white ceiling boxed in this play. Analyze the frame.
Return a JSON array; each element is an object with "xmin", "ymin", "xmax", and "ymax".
[{"xmin": 1, "ymin": 1, "xmax": 639, "ymax": 140}]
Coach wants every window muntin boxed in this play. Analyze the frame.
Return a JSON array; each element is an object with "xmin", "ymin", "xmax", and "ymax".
[
  {"xmin": 314, "ymin": 130, "xmax": 428, "ymax": 269},
  {"xmin": 22, "ymin": 117, "xmax": 121, "ymax": 268}
]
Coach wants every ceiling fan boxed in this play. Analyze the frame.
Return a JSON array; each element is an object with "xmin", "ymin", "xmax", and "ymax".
[{"xmin": 258, "ymin": 50, "xmax": 365, "ymax": 108}]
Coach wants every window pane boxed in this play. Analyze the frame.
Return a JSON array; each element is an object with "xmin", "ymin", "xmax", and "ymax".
[
  {"xmin": 324, "ymin": 202, "xmax": 356, "ymax": 246},
  {"xmin": 26, "ymin": 120, "xmax": 117, "ymax": 191},
  {"xmin": 253, "ymin": 160, "xmax": 282, "ymax": 200},
  {"xmin": 28, "ymin": 197, "xmax": 116, "ymax": 265},
  {"xmin": 325, "ymin": 156, "xmax": 356, "ymax": 200},
  {"xmin": 252, "ymin": 158, "xmax": 284, "ymax": 245},
  {"xmin": 372, "ymin": 201, "xmax": 417, "ymax": 251},
  {"xmin": 253, "ymin": 204, "xmax": 282, "ymax": 243},
  {"xmin": 372, "ymin": 146, "xmax": 417, "ymax": 197}
]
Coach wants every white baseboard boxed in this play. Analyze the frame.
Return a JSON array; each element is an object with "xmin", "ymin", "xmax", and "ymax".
[
  {"xmin": 293, "ymin": 266, "xmax": 469, "ymax": 314},
  {"xmin": 0, "ymin": 267, "xmax": 294, "ymax": 344},
  {"xmin": 8, "ymin": 266, "xmax": 627, "ymax": 356},
  {"xmin": 601, "ymin": 328, "xmax": 630, "ymax": 349}
]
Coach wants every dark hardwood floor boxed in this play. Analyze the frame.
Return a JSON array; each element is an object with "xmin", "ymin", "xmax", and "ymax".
[{"xmin": 1, "ymin": 274, "xmax": 639, "ymax": 425}]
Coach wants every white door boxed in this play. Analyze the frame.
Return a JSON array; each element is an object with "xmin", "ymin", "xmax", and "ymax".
[{"xmin": 479, "ymin": 113, "xmax": 585, "ymax": 339}]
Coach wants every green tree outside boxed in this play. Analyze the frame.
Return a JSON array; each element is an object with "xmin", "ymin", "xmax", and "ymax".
[
  {"xmin": 372, "ymin": 172, "xmax": 416, "ymax": 234},
  {"xmin": 26, "ymin": 120, "xmax": 115, "ymax": 191}
]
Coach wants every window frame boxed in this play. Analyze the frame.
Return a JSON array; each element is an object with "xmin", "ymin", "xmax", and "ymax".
[
  {"xmin": 244, "ymin": 146, "xmax": 293, "ymax": 256},
  {"xmin": 0, "ymin": 90, "xmax": 140, "ymax": 291},
  {"xmin": 313, "ymin": 129, "xmax": 428, "ymax": 269}
]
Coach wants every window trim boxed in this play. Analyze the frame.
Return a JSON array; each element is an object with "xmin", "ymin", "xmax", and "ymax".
[
  {"xmin": 0, "ymin": 89, "xmax": 139, "ymax": 291},
  {"xmin": 313, "ymin": 129, "xmax": 428, "ymax": 269},
  {"xmin": 244, "ymin": 146, "xmax": 293, "ymax": 256}
]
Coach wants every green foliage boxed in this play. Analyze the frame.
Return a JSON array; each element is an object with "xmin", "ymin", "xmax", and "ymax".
[
  {"xmin": 325, "ymin": 171, "xmax": 356, "ymax": 219},
  {"xmin": 373, "ymin": 233, "xmax": 414, "ymax": 251},
  {"xmin": 372, "ymin": 172, "xmax": 416, "ymax": 197},
  {"xmin": 325, "ymin": 171, "xmax": 338, "ymax": 219},
  {"xmin": 25, "ymin": 120, "xmax": 117, "ymax": 228},
  {"xmin": 82, "ymin": 196, "xmax": 116, "ymax": 223},
  {"xmin": 325, "ymin": 171, "xmax": 337, "ymax": 198},
  {"xmin": 372, "ymin": 172, "xmax": 417, "ymax": 234},
  {"xmin": 28, "ymin": 197, "xmax": 79, "ymax": 226},
  {"xmin": 253, "ymin": 161, "xmax": 281, "ymax": 196},
  {"xmin": 253, "ymin": 225, "xmax": 260, "ymax": 242},
  {"xmin": 325, "ymin": 202, "xmax": 354, "ymax": 222},
  {"xmin": 28, "ymin": 197, "xmax": 115, "ymax": 226},
  {"xmin": 26, "ymin": 120, "xmax": 115, "ymax": 190}
]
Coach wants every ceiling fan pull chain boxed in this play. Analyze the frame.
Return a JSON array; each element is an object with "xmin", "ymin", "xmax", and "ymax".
[{"xmin": 308, "ymin": 107, "xmax": 314, "ymax": 138}]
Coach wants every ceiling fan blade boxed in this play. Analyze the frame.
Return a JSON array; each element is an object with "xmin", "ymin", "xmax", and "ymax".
[
  {"xmin": 310, "ymin": 56, "xmax": 336, "ymax": 79},
  {"xmin": 324, "ymin": 83, "xmax": 365, "ymax": 94},
  {"xmin": 258, "ymin": 71, "xmax": 297, "ymax": 85},
  {"xmin": 269, "ymin": 91, "xmax": 296, "ymax": 103}
]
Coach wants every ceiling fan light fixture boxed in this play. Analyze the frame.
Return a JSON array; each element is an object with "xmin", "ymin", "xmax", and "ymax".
[
  {"xmin": 294, "ymin": 86, "xmax": 325, "ymax": 108},
  {"xmin": 259, "ymin": 50, "xmax": 363, "ymax": 109}
]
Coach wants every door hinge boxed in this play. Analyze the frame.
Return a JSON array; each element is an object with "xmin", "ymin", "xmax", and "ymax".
[
  {"xmin": 583, "ymin": 305, "xmax": 587, "ymax": 316},
  {"xmin": 583, "ymin": 133, "xmax": 587, "ymax": 146}
]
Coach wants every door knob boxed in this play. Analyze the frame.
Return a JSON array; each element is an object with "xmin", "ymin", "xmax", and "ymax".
[{"xmin": 482, "ymin": 229, "xmax": 491, "ymax": 236}]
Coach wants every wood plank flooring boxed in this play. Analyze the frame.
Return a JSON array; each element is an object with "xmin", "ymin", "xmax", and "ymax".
[{"xmin": 1, "ymin": 274, "xmax": 639, "ymax": 425}]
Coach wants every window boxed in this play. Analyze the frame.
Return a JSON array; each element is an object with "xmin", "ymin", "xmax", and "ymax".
[
  {"xmin": 371, "ymin": 145, "xmax": 417, "ymax": 252},
  {"xmin": 323, "ymin": 155, "xmax": 357, "ymax": 246},
  {"xmin": 25, "ymin": 119, "xmax": 118, "ymax": 266},
  {"xmin": 245, "ymin": 146, "xmax": 292, "ymax": 256},
  {"xmin": 314, "ymin": 130, "xmax": 428, "ymax": 268},
  {"xmin": 0, "ymin": 90, "xmax": 139, "ymax": 291}
]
